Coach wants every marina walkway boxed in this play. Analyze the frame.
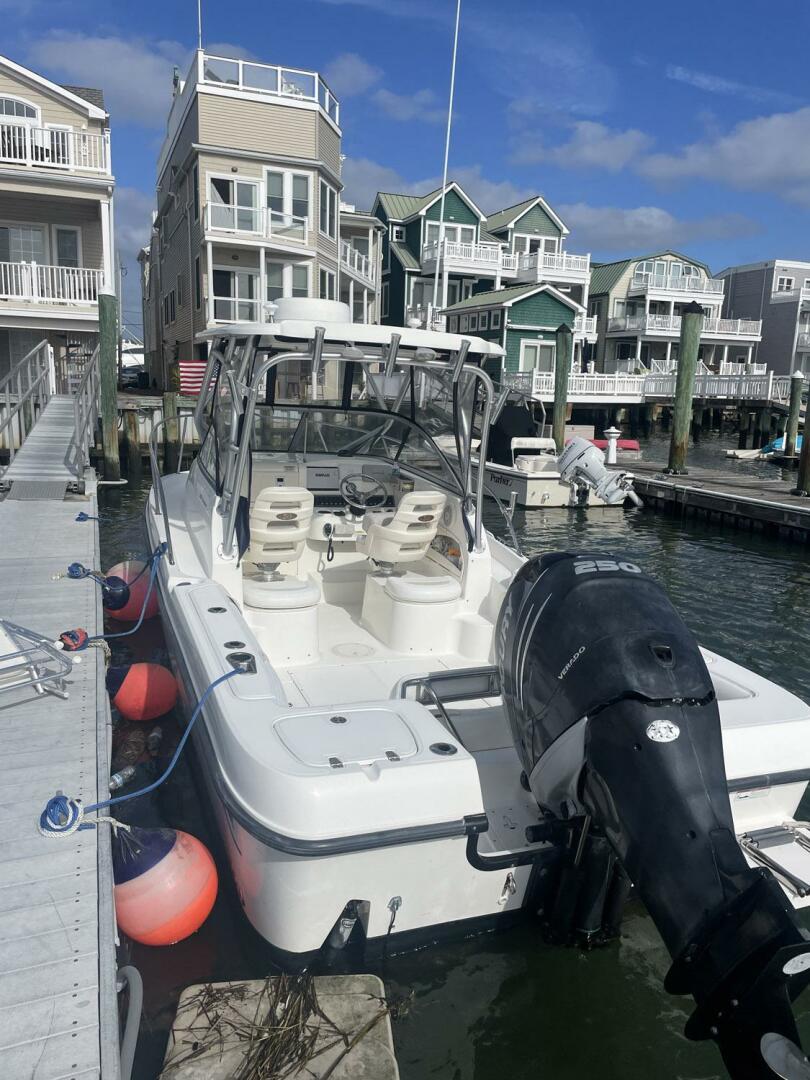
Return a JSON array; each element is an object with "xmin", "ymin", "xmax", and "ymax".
[
  {"xmin": 631, "ymin": 460, "xmax": 810, "ymax": 541},
  {"xmin": 4, "ymin": 397, "xmax": 81, "ymax": 484},
  {"xmin": 0, "ymin": 495, "xmax": 119, "ymax": 1079}
]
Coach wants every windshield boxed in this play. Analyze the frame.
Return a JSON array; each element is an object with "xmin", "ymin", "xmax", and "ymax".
[{"xmin": 250, "ymin": 404, "xmax": 464, "ymax": 495}]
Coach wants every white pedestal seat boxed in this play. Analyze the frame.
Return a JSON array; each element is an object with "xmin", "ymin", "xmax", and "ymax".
[
  {"xmin": 243, "ymin": 575, "xmax": 321, "ymax": 610},
  {"xmin": 383, "ymin": 572, "xmax": 461, "ymax": 604}
]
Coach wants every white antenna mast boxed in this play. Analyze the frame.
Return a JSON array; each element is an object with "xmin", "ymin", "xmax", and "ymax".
[
  {"xmin": 430, "ymin": 0, "xmax": 462, "ymax": 326},
  {"xmin": 197, "ymin": 0, "xmax": 203, "ymax": 50}
]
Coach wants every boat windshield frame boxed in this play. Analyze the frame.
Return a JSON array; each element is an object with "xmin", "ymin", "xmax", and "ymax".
[{"xmin": 194, "ymin": 329, "xmax": 495, "ymax": 557}]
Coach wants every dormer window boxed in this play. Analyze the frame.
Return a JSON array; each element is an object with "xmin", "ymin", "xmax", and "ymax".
[
  {"xmin": 391, "ymin": 225, "xmax": 405, "ymax": 242},
  {"xmin": 0, "ymin": 97, "xmax": 38, "ymax": 120}
]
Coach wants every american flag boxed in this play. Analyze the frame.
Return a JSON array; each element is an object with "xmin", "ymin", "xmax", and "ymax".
[{"xmin": 179, "ymin": 359, "xmax": 208, "ymax": 396}]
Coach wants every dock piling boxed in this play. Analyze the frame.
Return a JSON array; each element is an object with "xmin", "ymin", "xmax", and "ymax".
[
  {"xmin": 99, "ymin": 292, "xmax": 121, "ymax": 481},
  {"xmin": 123, "ymin": 408, "xmax": 142, "ymax": 475},
  {"xmin": 785, "ymin": 371, "xmax": 804, "ymax": 458},
  {"xmin": 163, "ymin": 391, "xmax": 180, "ymax": 473},
  {"xmin": 552, "ymin": 323, "xmax": 573, "ymax": 453},
  {"xmin": 665, "ymin": 301, "xmax": 703, "ymax": 474},
  {"xmin": 794, "ymin": 405, "xmax": 810, "ymax": 496}
]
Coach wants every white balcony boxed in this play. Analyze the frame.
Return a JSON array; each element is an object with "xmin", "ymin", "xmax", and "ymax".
[
  {"xmin": 204, "ymin": 203, "xmax": 309, "ymax": 246},
  {"xmin": 627, "ymin": 273, "xmax": 724, "ymax": 298},
  {"xmin": 0, "ymin": 261, "xmax": 103, "ymax": 306},
  {"xmin": 0, "ymin": 122, "xmax": 109, "ymax": 174},
  {"xmin": 201, "ymin": 54, "xmax": 339, "ymax": 125},
  {"xmin": 772, "ymin": 286, "xmax": 810, "ymax": 304},
  {"xmin": 421, "ymin": 239, "xmax": 504, "ymax": 276},
  {"xmin": 607, "ymin": 314, "xmax": 762, "ymax": 339},
  {"xmin": 405, "ymin": 304, "xmax": 446, "ymax": 331},
  {"xmin": 340, "ymin": 241, "xmax": 375, "ymax": 285},
  {"xmin": 574, "ymin": 314, "xmax": 597, "ymax": 338},
  {"xmin": 503, "ymin": 370, "xmax": 647, "ymax": 403},
  {"xmin": 513, "ymin": 250, "xmax": 591, "ymax": 286}
]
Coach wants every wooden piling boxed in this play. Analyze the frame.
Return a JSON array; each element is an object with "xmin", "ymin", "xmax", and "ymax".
[
  {"xmin": 552, "ymin": 323, "xmax": 573, "ymax": 453},
  {"xmin": 794, "ymin": 402, "xmax": 810, "ymax": 496},
  {"xmin": 163, "ymin": 391, "xmax": 179, "ymax": 473},
  {"xmin": 785, "ymin": 371, "xmax": 804, "ymax": 458},
  {"xmin": 98, "ymin": 292, "xmax": 120, "ymax": 480},
  {"xmin": 665, "ymin": 302, "xmax": 703, "ymax": 474},
  {"xmin": 123, "ymin": 408, "xmax": 142, "ymax": 474}
]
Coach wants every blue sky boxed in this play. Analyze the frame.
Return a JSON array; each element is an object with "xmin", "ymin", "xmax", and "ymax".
[{"xmin": 5, "ymin": 0, "xmax": 810, "ymax": 331}]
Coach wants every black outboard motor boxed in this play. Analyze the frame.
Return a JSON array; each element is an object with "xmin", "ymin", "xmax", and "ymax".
[{"xmin": 496, "ymin": 552, "xmax": 810, "ymax": 1080}]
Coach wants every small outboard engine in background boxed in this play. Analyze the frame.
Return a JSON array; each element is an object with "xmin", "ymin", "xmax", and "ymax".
[
  {"xmin": 496, "ymin": 552, "xmax": 810, "ymax": 1080},
  {"xmin": 557, "ymin": 435, "xmax": 641, "ymax": 506}
]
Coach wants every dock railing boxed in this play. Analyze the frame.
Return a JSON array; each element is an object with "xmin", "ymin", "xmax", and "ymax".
[
  {"xmin": 70, "ymin": 345, "xmax": 100, "ymax": 475},
  {"xmin": 0, "ymin": 339, "xmax": 54, "ymax": 465}
]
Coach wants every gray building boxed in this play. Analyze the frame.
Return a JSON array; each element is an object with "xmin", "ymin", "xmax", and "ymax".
[
  {"xmin": 140, "ymin": 51, "xmax": 382, "ymax": 386},
  {"xmin": 0, "ymin": 53, "xmax": 114, "ymax": 377},
  {"xmin": 717, "ymin": 260, "xmax": 810, "ymax": 376}
]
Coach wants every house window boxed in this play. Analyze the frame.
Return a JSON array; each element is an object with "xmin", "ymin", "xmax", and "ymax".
[
  {"xmin": 469, "ymin": 313, "xmax": 478, "ymax": 331},
  {"xmin": 192, "ymin": 164, "xmax": 199, "ymax": 221},
  {"xmin": 0, "ymin": 97, "xmax": 38, "ymax": 119},
  {"xmin": 0, "ymin": 224, "xmax": 46, "ymax": 263},
  {"xmin": 53, "ymin": 226, "xmax": 80, "ymax": 268},
  {"xmin": 194, "ymin": 256, "xmax": 201, "ymax": 309},
  {"xmin": 804, "ymin": 279, "xmax": 810, "ymax": 290},
  {"xmin": 479, "ymin": 311, "xmax": 488, "ymax": 330},
  {"xmin": 391, "ymin": 225, "xmax": 405, "ymax": 242},
  {"xmin": 381, "ymin": 282, "xmax": 389, "ymax": 317},
  {"xmin": 425, "ymin": 222, "xmax": 476, "ymax": 246},
  {"xmin": 266, "ymin": 171, "xmax": 284, "ymax": 216},
  {"xmin": 163, "ymin": 289, "xmax": 176, "ymax": 326},
  {"xmin": 448, "ymin": 316, "xmax": 458, "ymax": 333},
  {"xmin": 267, "ymin": 261, "xmax": 311, "ymax": 302},
  {"xmin": 319, "ymin": 267, "xmax": 336, "ymax": 300},
  {"xmin": 460, "ymin": 315, "xmax": 469, "ymax": 332},
  {"xmin": 212, "ymin": 268, "xmax": 257, "ymax": 321},
  {"xmin": 491, "ymin": 311, "xmax": 501, "ymax": 329},
  {"xmin": 292, "ymin": 264, "xmax": 309, "ymax": 297},
  {"xmin": 521, "ymin": 340, "xmax": 555, "ymax": 373},
  {"xmin": 319, "ymin": 181, "xmax": 337, "ymax": 239},
  {"xmin": 176, "ymin": 273, "xmax": 183, "ymax": 308},
  {"xmin": 776, "ymin": 276, "xmax": 795, "ymax": 293},
  {"xmin": 292, "ymin": 175, "xmax": 309, "ymax": 220},
  {"xmin": 209, "ymin": 176, "xmax": 259, "ymax": 231}
]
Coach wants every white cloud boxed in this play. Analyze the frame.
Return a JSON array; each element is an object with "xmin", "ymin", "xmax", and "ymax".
[
  {"xmin": 639, "ymin": 106, "xmax": 810, "ymax": 205},
  {"xmin": 315, "ymin": 0, "xmax": 442, "ymax": 18},
  {"xmin": 28, "ymin": 33, "xmax": 185, "ymax": 127},
  {"xmin": 665, "ymin": 64, "xmax": 800, "ymax": 108},
  {"xmin": 324, "ymin": 53, "xmax": 382, "ymax": 97},
  {"xmin": 513, "ymin": 121, "xmax": 653, "ymax": 171},
  {"xmin": 372, "ymin": 87, "xmax": 445, "ymax": 124},
  {"xmin": 558, "ymin": 202, "xmax": 757, "ymax": 254}
]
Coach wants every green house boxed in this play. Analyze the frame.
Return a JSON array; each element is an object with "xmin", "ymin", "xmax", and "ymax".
[{"xmin": 442, "ymin": 282, "xmax": 585, "ymax": 384}]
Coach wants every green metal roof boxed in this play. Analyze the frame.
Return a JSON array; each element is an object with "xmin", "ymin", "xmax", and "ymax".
[
  {"xmin": 390, "ymin": 242, "xmax": 420, "ymax": 271},
  {"xmin": 484, "ymin": 197, "xmax": 539, "ymax": 235},
  {"xmin": 589, "ymin": 250, "xmax": 713, "ymax": 295},
  {"xmin": 442, "ymin": 282, "xmax": 572, "ymax": 313},
  {"xmin": 479, "ymin": 228, "xmax": 504, "ymax": 246},
  {"xmin": 376, "ymin": 189, "xmax": 440, "ymax": 221}
]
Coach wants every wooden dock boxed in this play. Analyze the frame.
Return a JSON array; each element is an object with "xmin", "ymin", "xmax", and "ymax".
[
  {"xmin": 0, "ymin": 492, "xmax": 120, "ymax": 1078},
  {"xmin": 630, "ymin": 460, "xmax": 810, "ymax": 541}
]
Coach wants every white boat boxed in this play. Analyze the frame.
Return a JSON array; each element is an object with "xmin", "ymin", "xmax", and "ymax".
[{"xmin": 147, "ymin": 300, "xmax": 810, "ymax": 1075}]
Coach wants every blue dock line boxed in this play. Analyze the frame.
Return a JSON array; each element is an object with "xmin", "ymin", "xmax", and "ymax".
[{"xmin": 39, "ymin": 667, "xmax": 244, "ymax": 837}]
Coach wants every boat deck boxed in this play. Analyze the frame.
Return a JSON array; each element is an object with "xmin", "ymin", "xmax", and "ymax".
[{"xmin": 0, "ymin": 497, "xmax": 119, "ymax": 1080}]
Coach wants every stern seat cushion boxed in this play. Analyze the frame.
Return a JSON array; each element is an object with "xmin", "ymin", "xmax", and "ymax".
[
  {"xmin": 244, "ymin": 575, "xmax": 321, "ymax": 610},
  {"xmin": 383, "ymin": 572, "xmax": 461, "ymax": 604}
]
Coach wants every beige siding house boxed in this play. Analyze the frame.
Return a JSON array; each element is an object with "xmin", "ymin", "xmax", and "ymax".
[
  {"xmin": 141, "ymin": 51, "xmax": 381, "ymax": 386},
  {"xmin": 0, "ymin": 54, "xmax": 114, "ymax": 375}
]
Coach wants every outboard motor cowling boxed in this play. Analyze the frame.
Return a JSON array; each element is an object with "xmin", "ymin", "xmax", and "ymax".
[{"xmin": 496, "ymin": 552, "xmax": 810, "ymax": 1080}]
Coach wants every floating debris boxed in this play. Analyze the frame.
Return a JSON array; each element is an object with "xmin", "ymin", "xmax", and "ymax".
[{"xmin": 161, "ymin": 973, "xmax": 399, "ymax": 1079}]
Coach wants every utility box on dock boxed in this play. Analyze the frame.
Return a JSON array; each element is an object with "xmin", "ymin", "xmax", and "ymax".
[{"xmin": 161, "ymin": 974, "xmax": 400, "ymax": 1079}]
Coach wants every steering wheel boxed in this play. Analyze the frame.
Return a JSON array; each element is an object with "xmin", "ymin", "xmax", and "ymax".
[{"xmin": 340, "ymin": 473, "xmax": 388, "ymax": 516}]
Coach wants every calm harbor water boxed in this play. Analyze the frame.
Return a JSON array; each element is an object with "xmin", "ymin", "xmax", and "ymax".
[{"xmin": 102, "ymin": 430, "xmax": 810, "ymax": 1080}]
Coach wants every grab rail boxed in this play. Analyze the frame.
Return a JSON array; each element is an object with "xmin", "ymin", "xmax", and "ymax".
[
  {"xmin": 70, "ymin": 345, "xmax": 100, "ymax": 474},
  {"xmin": 0, "ymin": 339, "xmax": 53, "ymax": 469},
  {"xmin": 148, "ymin": 412, "xmax": 196, "ymax": 565}
]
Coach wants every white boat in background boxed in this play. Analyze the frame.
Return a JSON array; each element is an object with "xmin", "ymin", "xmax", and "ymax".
[{"xmin": 146, "ymin": 300, "xmax": 810, "ymax": 1078}]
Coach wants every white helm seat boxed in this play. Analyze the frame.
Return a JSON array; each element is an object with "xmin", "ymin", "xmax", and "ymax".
[
  {"xmin": 357, "ymin": 490, "xmax": 446, "ymax": 573},
  {"xmin": 249, "ymin": 486, "xmax": 314, "ymax": 572}
]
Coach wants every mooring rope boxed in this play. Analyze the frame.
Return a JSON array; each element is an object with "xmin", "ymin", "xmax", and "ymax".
[{"xmin": 38, "ymin": 667, "xmax": 244, "ymax": 837}]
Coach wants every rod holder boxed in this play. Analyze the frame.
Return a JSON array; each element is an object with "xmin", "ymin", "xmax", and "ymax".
[{"xmin": 385, "ymin": 333, "xmax": 401, "ymax": 378}]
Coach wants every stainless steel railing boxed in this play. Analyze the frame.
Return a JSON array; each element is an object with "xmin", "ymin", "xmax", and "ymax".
[
  {"xmin": 148, "ymin": 411, "xmax": 196, "ymax": 566},
  {"xmin": 70, "ymin": 345, "xmax": 100, "ymax": 475}
]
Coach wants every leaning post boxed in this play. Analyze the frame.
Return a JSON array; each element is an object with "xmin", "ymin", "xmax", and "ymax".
[
  {"xmin": 784, "ymin": 371, "xmax": 804, "ymax": 458},
  {"xmin": 98, "ymin": 291, "xmax": 120, "ymax": 481},
  {"xmin": 665, "ymin": 301, "xmax": 703, "ymax": 474},
  {"xmin": 552, "ymin": 323, "xmax": 573, "ymax": 454}
]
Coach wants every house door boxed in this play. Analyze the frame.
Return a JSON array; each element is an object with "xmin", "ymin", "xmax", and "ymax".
[{"xmin": 213, "ymin": 268, "xmax": 258, "ymax": 320}]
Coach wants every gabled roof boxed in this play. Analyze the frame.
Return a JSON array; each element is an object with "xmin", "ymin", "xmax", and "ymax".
[
  {"xmin": 390, "ymin": 242, "xmax": 420, "ymax": 271},
  {"xmin": 589, "ymin": 250, "xmax": 713, "ymax": 295},
  {"xmin": 374, "ymin": 181, "xmax": 485, "ymax": 223},
  {"xmin": 0, "ymin": 55, "xmax": 107, "ymax": 119},
  {"xmin": 442, "ymin": 281, "xmax": 582, "ymax": 314},
  {"xmin": 62, "ymin": 85, "xmax": 106, "ymax": 111},
  {"xmin": 485, "ymin": 196, "xmax": 568, "ymax": 237},
  {"xmin": 479, "ymin": 228, "xmax": 503, "ymax": 246}
]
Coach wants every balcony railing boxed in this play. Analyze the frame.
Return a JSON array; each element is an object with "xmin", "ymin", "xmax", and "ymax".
[
  {"xmin": 340, "ymin": 241, "xmax": 374, "ymax": 284},
  {"xmin": 608, "ymin": 314, "xmax": 762, "ymax": 337},
  {"xmin": 503, "ymin": 370, "xmax": 647, "ymax": 401},
  {"xmin": 405, "ymin": 304, "xmax": 446, "ymax": 331},
  {"xmin": 515, "ymin": 250, "xmax": 591, "ymax": 279},
  {"xmin": 422, "ymin": 239, "xmax": 503, "ymax": 270},
  {"xmin": 212, "ymin": 296, "xmax": 262, "ymax": 322},
  {"xmin": 629, "ymin": 273, "xmax": 724, "ymax": 295},
  {"xmin": 0, "ymin": 122, "xmax": 109, "ymax": 173},
  {"xmin": 574, "ymin": 315, "xmax": 597, "ymax": 336},
  {"xmin": 771, "ymin": 286, "xmax": 810, "ymax": 303},
  {"xmin": 201, "ymin": 53, "xmax": 339, "ymax": 125},
  {"xmin": 204, "ymin": 203, "xmax": 308, "ymax": 245},
  {"xmin": 0, "ymin": 261, "xmax": 103, "ymax": 305}
]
